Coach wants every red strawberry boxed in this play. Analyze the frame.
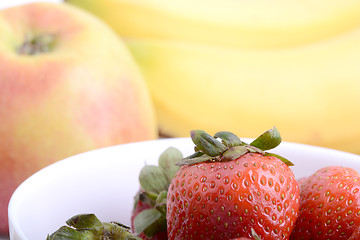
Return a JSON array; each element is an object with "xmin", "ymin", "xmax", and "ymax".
[
  {"xmin": 290, "ymin": 166, "xmax": 360, "ymax": 240},
  {"xmin": 167, "ymin": 128, "xmax": 300, "ymax": 240},
  {"xmin": 349, "ymin": 225, "xmax": 360, "ymax": 240},
  {"xmin": 231, "ymin": 228, "xmax": 262, "ymax": 240},
  {"xmin": 131, "ymin": 147, "xmax": 183, "ymax": 239}
]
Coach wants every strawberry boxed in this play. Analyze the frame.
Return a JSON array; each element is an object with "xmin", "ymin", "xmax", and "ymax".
[
  {"xmin": 231, "ymin": 228, "xmax": 262, "ymax": 240},
  {"xmin": 167, "ymin": 128, "xmax": 300, "ymax": 240},
  {"xmin": 349, "ymin": 225, "xmax": 360, "ymax": 240},
  {"xmin": 290, "ymin": 166, "xmax": 360, "ymax": 240},
  {"xmin": 131, "ymin": 192, "xmax": 167, "ymax": 240},
  {"xmin": 131, "ymin": 147, "xmax": 183, "ymax": 239}
]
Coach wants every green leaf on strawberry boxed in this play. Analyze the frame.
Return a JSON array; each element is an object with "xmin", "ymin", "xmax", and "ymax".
[
  {"xmin": 178, "ymin": 126, "xmax": 293, "ymax": 166},
  {"xmin": 250, "ymin": 126, "xmax": 282, "ymax": 151},
  {"xmin": 131, "ymin": 147, "xmax": 183, "ymax": 239},
  {"xmin": 158, "ymin": 147, "xmax": 184, "ymax": 182},
  {"xmin": 47, "ymin": 213, "xmax": 141, "ymax": 240},
  {"xmin": 133, "ymin": 209, "xmax": 165, "ymax": 238},
  {"xmin": 139, "ymin": 165, "xmax": 169, "ymax": 195}
]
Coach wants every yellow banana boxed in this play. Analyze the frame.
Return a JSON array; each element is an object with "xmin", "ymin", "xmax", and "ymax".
[
  {"xmin": 66, "ymin": 0, "xmax": 360, "ymax": 154},
  {"xmin": 125, "ymin": 35, "xmax": 360, "ymax": 154},
  {"xmin": 66, "ymin": 0, "xmax": 360, "ymax": 49}
]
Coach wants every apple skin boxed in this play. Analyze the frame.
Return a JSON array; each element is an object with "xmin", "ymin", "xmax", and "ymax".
[{"xmin": 0, "ymin": 2, "xmax": 158, "ymax": 234}]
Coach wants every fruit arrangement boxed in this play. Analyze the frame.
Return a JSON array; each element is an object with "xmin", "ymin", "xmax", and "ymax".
[
  {"xmin": 66, "ymin": 0, "xmax": 360, "ymax": 155},
  {"xmin": 48, "ymin": 128, "xmax": 360, "ymax": 239},
  {"xmin": 4, "ymin": 0, "xmax": 360, "ymax": 238}
]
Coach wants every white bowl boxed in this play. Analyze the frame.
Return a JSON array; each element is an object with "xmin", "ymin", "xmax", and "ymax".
[{"xmin": 8, "ymin": 138, "xmax": 360, "ymax": 240}]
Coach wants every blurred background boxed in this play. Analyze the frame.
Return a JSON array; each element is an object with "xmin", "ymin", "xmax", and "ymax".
[
  {"xmin": 0, "ymin": 0, "xmax": 61, "ymax": 8},
  {"xmin": 1, "ymin": 0, "xmax": 360, "ymax": 238}
]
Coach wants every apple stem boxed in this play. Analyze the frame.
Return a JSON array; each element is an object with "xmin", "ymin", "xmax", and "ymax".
[{"xmin": 17, "ymin": 33, "xmax": 56, "ymax": 55}]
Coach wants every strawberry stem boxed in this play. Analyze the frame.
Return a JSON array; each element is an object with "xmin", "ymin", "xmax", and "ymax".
[{"xmin": 179, "ymin": 127, "xmax": 294, "ymax": 166}]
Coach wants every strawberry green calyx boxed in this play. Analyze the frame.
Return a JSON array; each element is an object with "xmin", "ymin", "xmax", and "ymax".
[
  {"xmin": 133, "ymin": 147, "xmax": 183, "ymax": 238},
  {"xmin": 47, "ymin": 214, "xmax": 141, "ymax": 240},
  {"xmin": 250, "ymin": 126, "xmax": 282, "ymax": 150},
  {"xmin": 139, "ymin": 166, "xmax": 169, "ymax": 195},
  {"xmin": 139, "ymin": 147, "xmax": 183, "ymax": 194},
  {"xmin": 179, "ymin": 127, "xmax": 293, "ymax": 166}
]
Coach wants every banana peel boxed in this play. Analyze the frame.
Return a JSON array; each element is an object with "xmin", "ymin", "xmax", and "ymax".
[
  {"xmin": 66, "ymin": 0, "xmax": 360, "ymax": 49},
  {"xmin": 126, "ymin": 36, "xmax": 360, "ymax": 154},
  {"xmin": 66, "ymin": 0, "xmax": 360, "ymax": 154}
]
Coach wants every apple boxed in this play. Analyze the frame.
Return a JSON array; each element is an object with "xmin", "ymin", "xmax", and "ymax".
[{"xmin": 0, "ymin": 2, "xmax": 157, "ymax": 234}]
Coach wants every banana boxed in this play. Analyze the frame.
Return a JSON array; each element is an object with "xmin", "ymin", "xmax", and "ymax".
[
  {"xmin": 66, "ymin": 0, "xmax": 360, "ymax": 154},
  {"xmin": 125, "ymin": 35, "xmax": 360, "ymax": 154},
  {"xmin": 66, "ymin": 0, "xmax": 360, "ymax": 49}
]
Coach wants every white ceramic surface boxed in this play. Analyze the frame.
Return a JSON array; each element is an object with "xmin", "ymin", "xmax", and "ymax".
[{"xmin": 8, "ymin": 137, "xmax": 360, "ymax": 240}]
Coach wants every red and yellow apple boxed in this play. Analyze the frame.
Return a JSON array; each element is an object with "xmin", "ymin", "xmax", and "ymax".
[{"xmin": 0, "ymin": 2, "xmax": 157, "ymax": 233}]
